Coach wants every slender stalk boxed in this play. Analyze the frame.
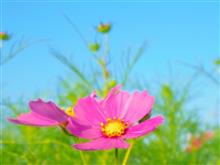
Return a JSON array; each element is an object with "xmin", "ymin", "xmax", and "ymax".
[
  {"xmin": 60, "ymin": 129, "xmax": 87, "ymax": 165},
  {"xmin": 62, "ymin": 13, "xmax": 100, "ymax": 62},
  {"xmin": 179, "ymin": 61, "xmax": 220, "ymax": 86},
  {"xmin": 103, "ymin": 34, "xmax": 109, "ymax": 58},
  {"xmin": 101, "ymin": 33, "xmax": 110, "ymax": 81},
  {"xmin": 98, "ymin": 33, "xmax": 111, "ymax": 97},
  {"xmin": 75, "ymin": 138, "xmax": 87, "ymax": 165},
  {"xmin": 122, "ymin": 141, "xmax": 134, "ymax": 165},
  {"xmin": 50, "ymin": 48, "xmax": 93, "ymax": 89},
  {"xmin": 121, "ymin": 43, "xmax": 146, "ymax": 86},
  {"xmin": 79, "ymin": 150, "xmax": 87, "ymax": 165},
  {"xmin": 62, "ymin": 13, "xmax": 88, "ymax": 47},
  {"xmin": 101, "ymin": 152, "xmax": 108, "ymax": 165},
  {"xmin": 115, "ymin": 148, "xmax": 118, "ymax": 165}
]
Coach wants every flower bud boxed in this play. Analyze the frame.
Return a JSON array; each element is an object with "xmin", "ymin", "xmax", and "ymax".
[
  {"xmin": 0, "ymin": 32, "xmax": 10, "ymax": 41},
  {"xmin": 88, "ymin": 43, "xmax": 100, "ymax": 52},
  {"xmin": 97, "ymin": 23, "xmax": 111, "ymax": 33}
]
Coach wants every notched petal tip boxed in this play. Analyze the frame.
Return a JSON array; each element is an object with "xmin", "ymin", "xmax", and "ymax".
[
  {"xmin": 28, "ymin": 98, "xmax": 68, "ymax": 123},
  {"xmin": 72, "ymin": 143, "xmax": 97, "ymax": 151},
  {"xmin": 72, "ymin": 138, "xmax": 130, "ymax": 151},
  {"xmin": 110, "ymin": 85, "xmax": 121, "ymax": 94},
  {"xmin": 123, "ymin": 115, "xmax": 164, "ymax": 139},
  {"xmin": 29, "ymin": 99, "xmax": 56, "ymax": 109},
  {"xmin": 156, "ymin": 115, "xmax": 165, "ymax": 124},
  {"xmin": 114, "ymin": 84, "xmax": 121, "ymax": 89},
  {"xmin": 72, "ymin": 144, "xmax": 87, "ymax": 151},
  {"xmin": 90, "ymin": 91, "xmax": 97, "ymax": 98},
  {"xmin": 7, "ymin": 117, "xmax": 19, "ymax": 124},
  {"xmin": 29, "ymin": 98, "xmax": 43, "ymax": 105}
]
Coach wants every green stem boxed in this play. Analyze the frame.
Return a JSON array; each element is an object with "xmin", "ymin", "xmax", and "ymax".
[
  {"xmin": 103, "ymin": 34, "xmax": 109, "ymax": 58},
  {"xmin": 100, "ymin": 33, "xmax": 110, "ymax": 81},
  {"xmin": 79, "ymin": 150, "xmax": 87, "ymax": 165},
  {"xmin": 115, "ymin": 148, "xmax": 118, "ymax": 165},
  {"xmin": 75, "ymin": 138, "xmax": 87, "ymax": 165},
  {"xmin": 122, "ymin": 141, "xmax": 134, "ymax": 165},
  {"xmin": 60, "ymin": 128, "xmax": 87, "ymax": 165}
]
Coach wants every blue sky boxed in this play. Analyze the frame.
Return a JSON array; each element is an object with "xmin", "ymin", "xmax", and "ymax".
[{"xmin": 2, "ymin": 1, "xmax": 219, "ymax": 123}]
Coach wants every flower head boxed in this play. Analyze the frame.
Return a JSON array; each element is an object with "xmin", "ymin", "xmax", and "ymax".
[
  {"xmin": 8, "ymin": 99, "xmax": 73, "ymax": 127},
  {"xmin": 88, "ymin": 43, "xmax": 100, "ymax": 52},
  {"xmin": 186, "ymin": 131, "xmax": 215, "ymax": 152},
  {"xmin": 0, "ymin": 32, "xmax": 10, "ymax": 41},
  {"xmin": 97, "ymin": 23, "xmax": 111, "ymax": 33},
  {"xmin": 67, "ymin": 85, "xmax": 164, "ymax": 150},
  {"xmin": 203, "ymin": 131, "xmax": 214, "ymax": 140}
]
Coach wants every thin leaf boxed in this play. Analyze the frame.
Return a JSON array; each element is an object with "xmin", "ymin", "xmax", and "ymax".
[
  {"xmin": 122, "ymin": 42, "xmax": 146, "ymax": 86},
  {"xmin": 1, "ymin": 38, "xmax": 46, "ymax": 65},
  {"xmin": 50, "ymin": 48, "xmax": 92, "ymax": 89}
]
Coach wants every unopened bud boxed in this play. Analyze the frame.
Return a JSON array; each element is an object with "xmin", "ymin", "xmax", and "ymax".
[
  {"xmin": 97, "ymin": 23, "xmax": 111, "ymax": 33},
  {"xmin": 0, "ymin": 32, "xmax": 10, "ymax": 41},
  {"xmin": 88, "ymin": 43, "xmax": 100, "ymax": 52}
]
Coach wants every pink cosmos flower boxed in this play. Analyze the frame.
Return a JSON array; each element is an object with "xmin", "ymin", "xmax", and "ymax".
[
  {"xmin": 8, "ymin": 99, "xmax": 74, "ymax": 127},
  {"xmin": 67, "ymin": 85, "xmax": 164, "ymax": 151},
  {"xmin": 203, "ymin": 131, "xmax": 214, "ymax": 141},
  {"xmin": 186, "ymin": 131, "xmax": 215, "ymax": 152}
]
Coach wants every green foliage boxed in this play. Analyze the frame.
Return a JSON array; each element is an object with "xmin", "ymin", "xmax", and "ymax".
[
  {"xmin": 2, "ymin": 83, "xmax": 219, "ymax": 164},
  {"xmin": 1, "ymin": 22, "xmax": 219, "ymax": 165}
]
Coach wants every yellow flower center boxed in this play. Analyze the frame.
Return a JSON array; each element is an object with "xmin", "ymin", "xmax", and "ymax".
[
  {"xmin": 100, "ymin": 118, "xmax": 128, "ymax": 138},
  {"xmin": 65, "ymin": 106, "xmax": 74, "ymax": 117}
]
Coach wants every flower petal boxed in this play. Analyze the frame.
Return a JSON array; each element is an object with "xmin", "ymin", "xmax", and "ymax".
[
  {"xmin": 123, "ymin": 115, "xmax": 164, "ymax": 139},
  {"xmin": 8, "ymin": 111, "xmax": 59, "ymax": 126},
  {"xmin": 102, "ymin": 87, "xmax": 154, "ymax": 123},
  {"xmin": 90, "ymin": 91, "xmax": 97, "ymax": 98},
  {"xmin": 29, "ymin": 99, "xmax": 68, "ymax": 123},
  {"xmin": 121, "ymin": 91, "xmax": 154, "ymax": 123},
  {"xmin": 102, "ymin": 85, "xmax": 121, "ymax": 102},
  {"xmin": 73, "ymin": 138, "xmax": 129, "ymax": 151},
  {"xmin": 66, "ymin": 118, "xmax": 102, "ymax": 139},
  {"xmin": 101, "ymin": 85, "xmax": 130, "ymax": 118},
  {"xmin": 74, "ymin": 96, "xmax": 106, "ymax": 127}
]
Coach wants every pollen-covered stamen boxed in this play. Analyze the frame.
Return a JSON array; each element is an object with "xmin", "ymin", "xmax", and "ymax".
[
  {"xmin": 65, "ymin": 106, "xmax": 74, "ymax": 117},
  {"xmin": 100, "ymin": 117, "xmax": 128, "ymax": 138}
]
